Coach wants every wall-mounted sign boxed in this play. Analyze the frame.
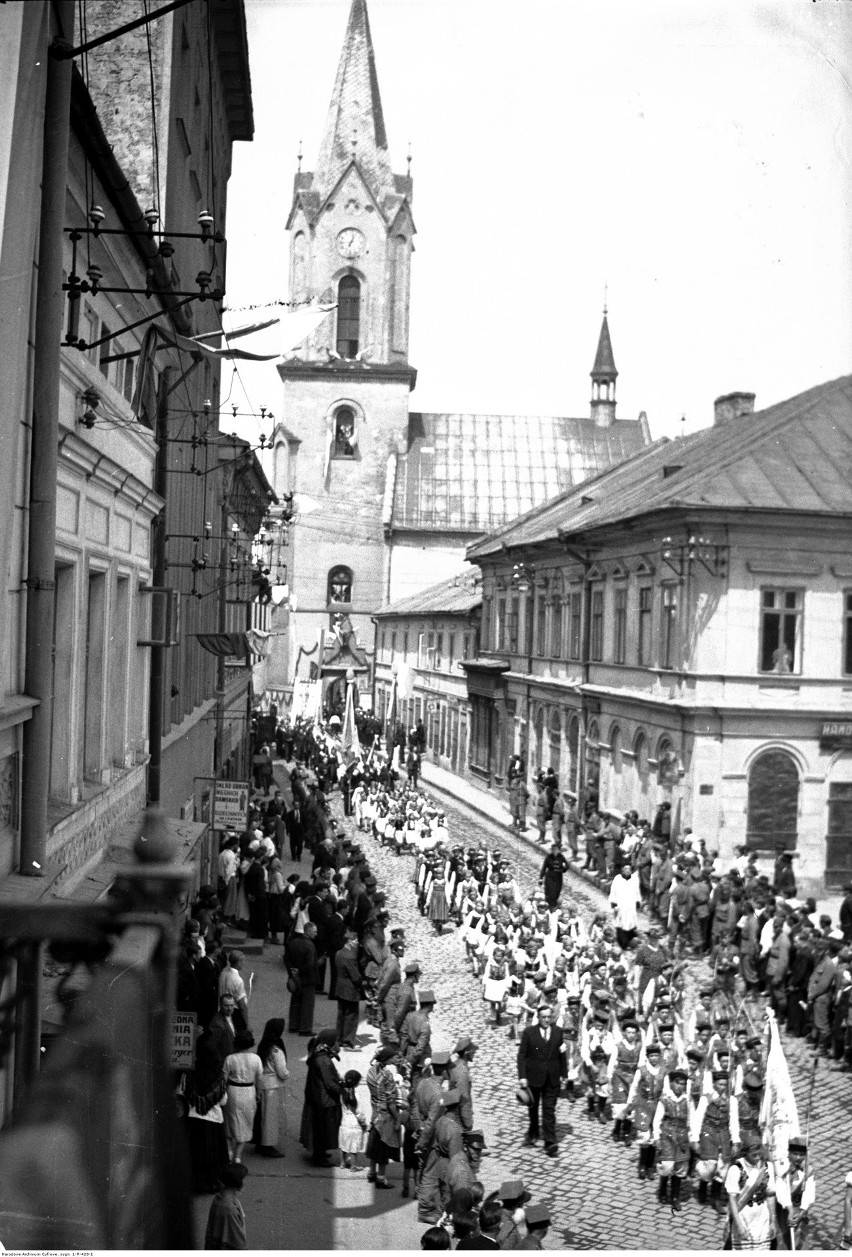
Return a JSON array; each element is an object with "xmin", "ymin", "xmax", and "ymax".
[
  {"xmin": 171, "ymin": 1011, "xmax": 197, "ymax": 1069},
  {"xmin": 820, "ymin": 721, "xmax": 852, "ymax": 752}
]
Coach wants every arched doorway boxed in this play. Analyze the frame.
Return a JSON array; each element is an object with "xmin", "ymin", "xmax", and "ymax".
[
  {"xmin": 634, "ymin": 731, "xmax": 651, "ymax": 818},
  {"xmin": 826, "ymin": 754, "xmax": 852, "ymax": 886},
  {"xmin": 747, "ymin": 749, "xmax": 800, "ymax": 851}
]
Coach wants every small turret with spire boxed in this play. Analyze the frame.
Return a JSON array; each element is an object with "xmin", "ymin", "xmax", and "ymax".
[{"xmin": 590, "ymin": 301, "xmax": 618, "ymax": 428}]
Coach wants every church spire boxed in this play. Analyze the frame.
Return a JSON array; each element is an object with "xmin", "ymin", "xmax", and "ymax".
[
  {"xmin": 313, "ymin": 0, "xmax": 395, "ymax": 207},
  {"xmin": 590, "ymin": 308, "xmax": 618, "ymax": 427}
]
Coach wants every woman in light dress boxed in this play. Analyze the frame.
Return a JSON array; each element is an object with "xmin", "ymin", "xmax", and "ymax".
[
  {"xmin": 256, "ymin": 1018, "xmax": 289, "ymax": 1158},
  {"xmin": 223, "ymin": 1030, "xmax": 263, "ymax": 1163}
]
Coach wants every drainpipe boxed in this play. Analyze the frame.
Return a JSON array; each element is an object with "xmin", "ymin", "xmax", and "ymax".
[
  {"xmin": 15, "ymin": 1, "xmax": 75, "ymax": 1106},
  {"xmin": 147, "ymin": 368, "xmax": 173, "ymax": 804},
  {"xmin": 20, "ymin": 3, "xmax": 75, "ymax": 878}
]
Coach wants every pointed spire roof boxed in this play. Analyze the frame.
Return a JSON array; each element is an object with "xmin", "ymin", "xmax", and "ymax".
[
  {"xmin": 591, "ymin": 311, "xmax": 618, "ymax": 381},
  {"xmin": 313, "ymin": 0, "xmax": 396, "ymax": 207}
]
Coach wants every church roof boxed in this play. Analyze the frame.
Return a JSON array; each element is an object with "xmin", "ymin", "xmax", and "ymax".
[
  {"xmin": 311, "ymin": 0, "xmax": 397, "ymax": 209},
  {"xmin": 467, "ymin": 373, "xmax": 852, "ymax": 559},
  {"xmin": 591, "ymin": 313, "xmax": 617, "ymax": 380},
  {"xmin": 376, "ymin": 569, "xmax": 482, "ymax": 619},
  {"xmin": 390, "ymin": 412, "xmax": 649, "ymax": 534}
]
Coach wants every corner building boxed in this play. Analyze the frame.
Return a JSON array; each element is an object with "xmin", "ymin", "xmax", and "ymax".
[{"xmin": 465, "ymin": 377, "xmax": 852, "ymax": 899}]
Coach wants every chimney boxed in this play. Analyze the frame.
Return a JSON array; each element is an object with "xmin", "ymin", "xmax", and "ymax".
[{"xmin": 714, "ymin": 391, "xmax": 755, "ymax": 427}]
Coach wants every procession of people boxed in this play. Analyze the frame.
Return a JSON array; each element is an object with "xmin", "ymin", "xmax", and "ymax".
[{"xmin": 183, "ymin": 705, "xmax": 852, "ymax": 1249}]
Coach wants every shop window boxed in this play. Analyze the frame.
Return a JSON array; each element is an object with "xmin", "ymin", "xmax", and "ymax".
[
  {"xmin": 746, "ymin": 750, "xmax": 799, "ymax": 850},
  {"xmin": 327, "ymin": 565, "xmax": 353, "ymax": 605},
  {"xmin": 333, "ymin": 406, "xmax": 357, "ymax": 458},
  {"xmin": 760, "ymin": 588, "xmax": 802, "ymax": 673}
]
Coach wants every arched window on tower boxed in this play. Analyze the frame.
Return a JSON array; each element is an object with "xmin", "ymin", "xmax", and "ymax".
[
  {"xmin": 336, "ymin": 275, "xmax": 360, "ymax": 358},
  {"xmin": 327, "ymin": 565, "xmax": 353, "ymax": 606},
  {"xmin": 333, "ymin": 406, "xmax": 357, "ymax": 458}
]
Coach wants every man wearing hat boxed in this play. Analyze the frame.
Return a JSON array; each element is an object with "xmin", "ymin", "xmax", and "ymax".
[
  {"xmin": 407, "ymin": 1051, "xmax": 452, "ymax": 1200},
  {"xmin": 448, "ymin": 1036, "xmax": 478, "ymax": 1133},
  {"xmin": 625, "ymin": 1041, "xmax": 665, "ymax": 1179},
  {"xmin": 808, "ymin": 935, "xmax": 841, "ymax": 1053},
  {"xmin": 551, "ymin": 788, "xmax": 579, "ymax": 860},
  {"xmin": 491, "ymin": 1179, "xmax": 530, "ymax": 1249},
  {"xmin": 392, "ymin": 960, "xmax": 422, "ymax": 1033},
  {"xmin": 400, "ymin": 990, "xmax": 436, "ymax": 1080},
  {"xmin": 375, "ymin": 935, "xmax": 405, "ymax": 1028},
  {"xmin": 417, "ymin": 1090, "xmax": 464, "ymax": 1224},
  {"xmin": 518, "ymin": 1204, "xmax": 551, "ymax": 1250},
  {"xmin": 516, "ymin": 1004, "xmax": 566, "ymax": 1157},
  {"xmin": 445, "ymin": 1128, "xmax": 487, "ymax": 1200},
  {"xmin": 775, "ymin": 1137, "xmax": 815, "ymax": 1250}
]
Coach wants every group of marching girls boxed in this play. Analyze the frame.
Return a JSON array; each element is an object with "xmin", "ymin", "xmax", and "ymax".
[{"xmin": 345, "ymin": 773, "xmax": 827, "ymax": 1250}]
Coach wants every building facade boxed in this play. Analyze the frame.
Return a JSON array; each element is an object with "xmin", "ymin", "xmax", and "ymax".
[
  {"xmin": 268, "ymin": 0, "xmax": 650, "ymax": 706},
  {"xmin": 465, "ymin": 377, "xmax": 852, "ymax": 898},
  {"xmin": 0, "ymin": 0, "xmax": 254, "ymax": 1126},
  {"xmin": 373, "ymin": 570, "xmax": 482, "ymax": 777}
]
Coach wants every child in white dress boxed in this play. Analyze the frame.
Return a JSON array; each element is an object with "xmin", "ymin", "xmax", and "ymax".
[{"xmin": 339, "ymin": 1069, "xmax": 369, "ymax": 1171}]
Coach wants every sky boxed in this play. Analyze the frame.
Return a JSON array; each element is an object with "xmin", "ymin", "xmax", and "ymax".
[{"xmin": 222, "ymin": 0, "xmax": 852, "ymax": 443}]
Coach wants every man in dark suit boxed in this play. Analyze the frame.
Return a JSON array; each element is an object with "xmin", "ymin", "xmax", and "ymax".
[
  {"xmin": 333, "ymin": 930, "xmax": 363, "ymax": 1048},
  {"xmin": 285, "ymin": 923, "xmax": 319, "ymax": 1035},
  {"xmin": 516, "ymin": 1005, "xmax": 565, "ymax": 1156}
]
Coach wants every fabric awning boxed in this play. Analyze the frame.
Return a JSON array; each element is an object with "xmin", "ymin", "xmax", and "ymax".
[{"xmin": 195, "ymin": 631, "xmax": 270, "ymax": 660}]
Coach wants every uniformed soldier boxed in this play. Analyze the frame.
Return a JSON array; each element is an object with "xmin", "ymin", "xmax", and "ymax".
[
  {"xmin": 405, "ymin": 1051, "xmax": 450, "ymax": 1200},
  {"xmin": 448, "ymin": 1035, "xmax": 478, "ymax": 1133},
  {"xmin": 400, "ymin": 989, "xmax": 435, "ymax": 1081},
  {"xmin": 492, "ymin": 1178, "xmax": 530, "ymax": 1250},
  {"xmin": 652, "ymin": 1068, "xmax": 691, "ymax": 1210},
  {"xmin": 518, "ymin": 1204, "xmax": 551, "ymax": 1250},
  {"xmin": 416, "ymin": 1088, "xmax": 464, "ymax": 1223}
]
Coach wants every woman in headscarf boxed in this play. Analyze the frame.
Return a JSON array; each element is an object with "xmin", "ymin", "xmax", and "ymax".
[
  {"xmin": 299, "ymin": 1029, "xmax": 343, "ymax": 1166},
  {"xmin": 186, "ymin": 1033, "xmax": 230, "ymax": 1192},
  {"xmin": 365, "ymin": 1045, "xmax": 401, "ymax": 1188},
  {"xmin": 222, "ymin": 1030, "xmax": 263, "ymax": 1164},
  {"xmin": 255, "ymin": 1018, "xmax": 289, "ymax": 1158}
]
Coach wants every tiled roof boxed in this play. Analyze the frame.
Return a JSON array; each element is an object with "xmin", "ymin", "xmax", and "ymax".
[
  {"xmin": 376, "ymin": 569, "xmax": 482, "ymax": 619},
  {"xmin": 391, "ymin": 412, "xmax": 649, "ymax": 533},
  {"xmin": 467, "ymin": 374, "xmax": 852, "ymax": 558}
]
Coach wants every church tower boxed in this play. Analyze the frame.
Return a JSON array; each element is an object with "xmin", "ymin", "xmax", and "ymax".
[{"xmin": 279, "ymin": 0, "xmax": 416, "ymax": 689}]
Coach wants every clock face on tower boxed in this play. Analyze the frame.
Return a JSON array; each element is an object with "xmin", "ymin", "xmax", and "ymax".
[{"xmin": 336, "ymin": 227, "xmax": 365, "ymax": 259}]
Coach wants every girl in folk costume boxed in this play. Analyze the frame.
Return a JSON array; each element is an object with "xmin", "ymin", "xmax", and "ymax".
[
  {"xmin": 482, "ymin": 945, "xmax": 510, "ymax": 1026},
  {"xmin": 339, "ymin": 1069, "xmax": 369, "ymax": 1171},
  {"xmin": 504, "ymin": 976, "xmax": 524, "ymax": 1041},
  {"xmin": 460, "ymin": 899, "xmax": 487, "ymax": 970},
  {"xmin": 608, "ymin": 1019, "xmax": 643, "ymax": 1144},
  {"xmin": 426, "ymin": 867, "xmax": 449, "ymax": 934},
  {"xmin": 625, "ymin": 1041, "xmax": 666, "ymax": 1181}
]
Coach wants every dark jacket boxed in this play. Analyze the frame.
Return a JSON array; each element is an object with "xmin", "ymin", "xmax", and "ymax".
[
  {"xmin": 334, "ymin": 946, "xmax": 364, "ymax": 1003},
  {"xmin": 286, "ymin": 933, "xmax": 318, "ymax": 986},
  {"xmin": 516, "ymin": 1024, "xmax": 567, "ymax": 1089}
]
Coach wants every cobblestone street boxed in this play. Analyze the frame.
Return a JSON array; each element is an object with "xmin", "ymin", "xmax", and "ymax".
[{"xmin": 351, "ymin": 782, "xmax": 852, "ymax": 1251}]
